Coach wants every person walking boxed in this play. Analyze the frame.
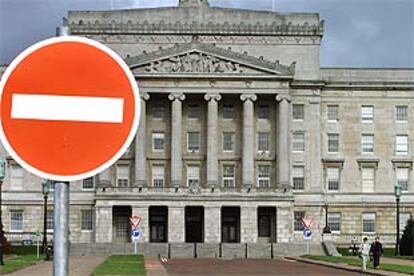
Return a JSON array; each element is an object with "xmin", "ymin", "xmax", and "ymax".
[
  {"xmin": 0, "ymin": 241, "xmax": 5, "ymax": 266},
  {"xmin": 370, "ymin": 236, "xmax": 384, "ymax": 269},
  {"xmin": 359, "ymin": 237, "xmax": 370, "ymax": 271}
]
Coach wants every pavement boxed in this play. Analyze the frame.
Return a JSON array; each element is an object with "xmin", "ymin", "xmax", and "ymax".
[
  {"xmin": 6, "ymin": 256, "xmax": 106, "ymax": 276},
  {"xmin": 289, "ymin": 256, "xmax": 413, "ymax": 276},
  {"xmin": 145, "ymin": 257, "xmax": 168, "ymax": 276}
]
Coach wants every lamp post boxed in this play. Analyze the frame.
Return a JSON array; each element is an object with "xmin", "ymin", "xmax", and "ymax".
[
  {"xmin": 395, "ymin": 182, "xmax": 402, "ymax": 256},
  {"xmin": 42, "ymin": 179, "xmax": 50, "ymax": 260},
  {"xmin": 0, "ymin": 157, "xmax": 6, "ymax": 247},
  {"xmin": 323, "ymin": 200, "xmax": 331, "ymax": 234}
]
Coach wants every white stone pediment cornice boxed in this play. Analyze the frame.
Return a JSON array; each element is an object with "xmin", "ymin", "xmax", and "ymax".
[{"xmin": 126, "ymin": 42, "xmax": 295, "ymax": 78}]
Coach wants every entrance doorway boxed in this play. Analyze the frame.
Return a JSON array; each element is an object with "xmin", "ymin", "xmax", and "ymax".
[
  {"xmin": 221, "ymin": 207, "xmax": 240, "ymax": 243},
  {"xmin": 185, "ymin": 206, "xmax": 204, "ymax": 243},
  {"xmin": 113, "ymin": 206, "xmax": 132, "ymax": 242},
  {"xmin": 257, "ymin": 207, "xmax": 276, "ymax": 242},
  {"xmin": 149, "ymin": 206, "xmax": 168, "ymax": 243}
]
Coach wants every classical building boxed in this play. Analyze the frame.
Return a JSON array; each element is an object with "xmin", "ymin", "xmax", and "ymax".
[{"xmin": 0, "ymin": 0, "xmax": 413, "ymax": 257}]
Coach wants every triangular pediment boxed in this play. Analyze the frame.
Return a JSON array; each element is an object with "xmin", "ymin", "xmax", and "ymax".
[{"xmin": 126, "ymin": 42, "xmax": 295, "ymax": 78}]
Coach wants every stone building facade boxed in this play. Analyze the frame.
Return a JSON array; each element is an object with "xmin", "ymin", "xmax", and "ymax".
[{"xmin": 1, "ymin": 0, "xmax": 413, "ymax": 256}]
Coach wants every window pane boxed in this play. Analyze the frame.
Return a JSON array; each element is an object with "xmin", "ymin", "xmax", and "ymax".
[
  {"xmin": 47, "ymin": 210, "xmax": 54, "ymax": 230},
  {"xmin": 81, "ymin": 209, "xmax": 93, "ymax": 230},
  {"xmin": 257, "ymin": 165, "xmax": 270, "ymax": 188},
  {"xmin": 117, "ymin": 165, "xmax": 129, "ymax": 187},
  {"xmin": 361, "ymin": 106, "xmax": 374, "ymax": 122},
  {"xmin": 223, "ymin": 105, "xmax": 234, "ymax": 119},
  {"xmin": 188, "ymin": 105, "xmax": 199, "ymax": 119},
  {"xmin": 362, "ymin": 213, "xmax": 376, "ymax": 233},
  {"xmin": 152, "ymin": 132, "xmax": 165, "ymax": 151},
  {"xmin": 258, "ymin": 215, "xmax": 271, "ymax": 237},
  {"xmin": 188, "ymin": 132, "xmax": 200, "ymax": 152},
  {"xmin": 293, "ymin": 104, "xmax": 304, "ymax": 120},
  {"xmin": 223, "ymin": 165, "xmax": 235, "ymax": 188},
  {"xmin": 400, "ymin": 213, "xmax": 411, "ymax": 233},
  {"xmin": 10, "ymin": 210, "xmax": 23, "ymax": 231},
  {"xmin": 82, "ymin": 177, "xmax": 94, "ymax": 189},
  {"xmin": 362, "ymin": 168, "xmax": 375, "ymax": 192},
  {"xmin": 328, "ymin": 133, "xmax": 339, "ymax": 153},
  {"xmin": 152, "ymin": 165, "xmax": 164, "ymax": 188},
  {"xmin": 327, "ymin": 105, "xmax": 339, "ymax": 121},
  {"xmin": 258, "ymin": 133, "xmax": 270, "ymax": 152},
  {"xmin": 328, "ymin": 213, "xmax": 341, "ymax": 232},
  {"xmin": 396, "ymin": 135, "xmax": 408, "ymax": 155},
  {"xmin": 223, "ymin": 132, "xmax": 235, "ymax": 152},
  {"xmin": 293, "ymin": 132, "xmax": 305, "ymax": 152},
  {"xmin": 11, "ymin": 165, "xmax": 24, "ymax": 189},
  {"xmin": 396, "ymin": 168, "xmax": 409, "ymax": 191},
  {"xmin": 361, "ymin": 134, "xmax": 374, "ymax": 153},
  {"xmin": 293, "ymin": 166, "xmax": 304, "ymax": 190},
  {"xmin": 258, "ymin": 105, "xmax": 270, "ymax": 119},
  {"xmin": 396, "ymin": 106, "xmax": 408, "ymax": 122},
  {"xmin": 327, "ymin": 167, "xmax": 340, "ymax": 191},
  {"xmin": 294, "ymin": 211, "xmax": 305, "ymax": 231},
  {"xmin": 187, "ymin": 166, "xmax": 199, "ymax": 187}
]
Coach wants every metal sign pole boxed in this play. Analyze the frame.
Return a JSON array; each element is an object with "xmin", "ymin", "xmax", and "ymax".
[
  {"xmin": 53, "ymin": 26, "xmax": 71, "ymax": 276},
  {"xmin": 53, "ymin": 182, "xmax": 70, "ymax": 276}
]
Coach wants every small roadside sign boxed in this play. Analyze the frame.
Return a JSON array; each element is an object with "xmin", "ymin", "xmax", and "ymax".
[
  {"xmin": 129, "ymin": 215, "xmax": 143, "ymax": 229},
  {"xmin": 131, "ymin": 229, "xmax": 141, "ymax": 242},
  {"xmin": 303, "ymin": 228, "xmax": 312, "ymax": 240}
]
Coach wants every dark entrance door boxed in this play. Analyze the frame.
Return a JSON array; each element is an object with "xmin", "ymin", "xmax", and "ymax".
[
  {"xmin": 149, "ymin": 206, "xmax": 168, "ymax": 243},
  {"xmin": 221, "ymin": 207, "xmax": 240, "ymax": 243},
  {"xmin": 113, "ymin": 206, "xmax": 132, "ymax": 242},
  {"xmin": 185, "ymin": 206, "xmax": 204, "ymax": 243}
]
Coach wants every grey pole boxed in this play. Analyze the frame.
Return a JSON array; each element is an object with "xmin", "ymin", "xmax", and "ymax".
[{"xmin": 53, "ymin": 26, "xmax": 71, "ymax": 276}]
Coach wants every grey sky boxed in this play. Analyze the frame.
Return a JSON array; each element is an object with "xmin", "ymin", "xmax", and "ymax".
[{"xmin": 0, "ymin": 0, "xmax": 413, "ymax": 68}]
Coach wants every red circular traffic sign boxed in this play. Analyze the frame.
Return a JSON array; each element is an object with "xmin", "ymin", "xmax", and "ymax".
[{"xmin": 0, "ymin": 36, "xmax": 140, "ymax": 181}]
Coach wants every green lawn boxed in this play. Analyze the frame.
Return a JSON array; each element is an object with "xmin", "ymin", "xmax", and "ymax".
[
  {"xmin": 0, "ymin": 254, "xmax": 40, "ymax": 274},
  {"xmin": 93, "ymin": 255, "xmax": 146, "ymax": 276},
  {"xmin": 305, "ymin": 255, "xmax": 414, "ymax": 275},
  {"xmin": 338, "ymin": 247, "xmax": 414, "ymax": 260}
]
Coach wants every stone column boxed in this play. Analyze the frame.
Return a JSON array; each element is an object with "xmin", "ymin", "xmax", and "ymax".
[
  {"xmin": 240, "ymin": 94, "xmax": 257, "ymax": 188},
  {"xmin": 135, "ymin": 92, "xmax": 150, "ymax": 187},
  {"xmin": 277, "ymin": 206, "xmax": 293, "ymax": 243},
  {"xmin": 168, "ymin": 93, "xmax": 186, "ymax": 188},
  {"xmin": 204, "ymin": 206, "xmax": 221, "ymax": 243},
  {"xmin": 132, "ymin": 206, "xmax": 149, "ymax": 243},
  {"xmin": 95, "ymin": 206, "xmax": 113, "ymax": 243},
  {"xmin": 276, "ymin": 94, "xmax": 291, "ymax": 189},
  {"xmin": 168, "ymin": 207, "xmax": 185, "ymax": 242},
  {"xmin": 241, "ymin": 206, "xmax": 257, "ymax": 243},
  {"xmin": 204, "ymin": 93, "xmax": 222, "ymax": 189}
]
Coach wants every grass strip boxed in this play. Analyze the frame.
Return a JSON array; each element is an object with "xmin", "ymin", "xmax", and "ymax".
[{"xmin": 93, "ymin": 255, "xmax": 146, "ymax": 276}]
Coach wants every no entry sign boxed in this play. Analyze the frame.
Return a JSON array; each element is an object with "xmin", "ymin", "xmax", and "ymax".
[{"xmin": 0, "ymin": 36, "xmax": 140, "ymax": 181}]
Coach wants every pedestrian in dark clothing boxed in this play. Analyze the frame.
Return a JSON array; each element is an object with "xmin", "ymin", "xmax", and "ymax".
[
  {"xmin": 0, "ymin": 241, "xmax": 5, "ymax": 266},
  {"xmin": 370, "ymin": 236, "xmax": 384, "ymax": 269}
]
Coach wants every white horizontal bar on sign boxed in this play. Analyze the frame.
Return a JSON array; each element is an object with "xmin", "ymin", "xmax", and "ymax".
[{"xmin": 11, "ymin": 94, "xmax": 124, "ymax": 123}]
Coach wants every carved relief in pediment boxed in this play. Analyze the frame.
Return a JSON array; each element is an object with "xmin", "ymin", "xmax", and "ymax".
[{"xmin": 134, "ymin": 52, "xmax": 245, "ymax": 74}]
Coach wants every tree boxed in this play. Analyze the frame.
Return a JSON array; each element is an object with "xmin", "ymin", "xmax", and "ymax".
[{"xmin": 400, "ymin": 218, "xmax": 414, "ymax": 256}]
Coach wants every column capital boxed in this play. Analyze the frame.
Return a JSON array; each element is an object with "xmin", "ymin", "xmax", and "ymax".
[
  {"xmin": 168, "ymin": 92, "xmax": 186, "ymax": 101},
  {"xmin": 275, "ymin": 94, "xmax": 292, "ymax": 103},
  {"xmin": 140, "ymin": 92, "xmax": 150, "ymax": 101},
  {"xmin": 204, "ymin": 93, "xmax": 222, "ymax": 102},
  {"xmin": 240, "ymin": 93, "xmax": 257, "ymax": 102}
]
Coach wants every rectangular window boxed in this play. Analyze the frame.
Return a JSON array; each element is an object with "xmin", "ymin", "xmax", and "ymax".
[
  {"xmin": 292, "ymin": 104, "xmax": 304, "ymax": 120},
  {"xmin": 10, "ymin": 164, "xmax": 24, "ymax": 190},
  {"xmin": 10, "ymin": 210, "xmax": 23, "ymax": 231},
  {"xmin": 257, "ymin": 165, "xmax": 270, "ymax": 188},
  {"xmin": 361, "ymin": 134, "xmax": 374, "ymax": 153},
  {"xmin": 396, "ymin": 135, "xmax": 408, "ymax": 155},
  {"xmin": 362, "ymin": 168, "xmax": 375, "ymax": 192},
  {"xmin": 187, "ymin": 166, "xmax": 199, "ymax": 187},
  {"xmin": 396, "ymin": 167, "xmax": 409, "ymax": 191},
  {"xmin": 258, "ymin": 132, "xmax": 270, "ymax": 152},
  {"xmin": 223, "ymin": 165, "xmax": 235, "ymax": 188},
  {"xmin": 258, "ymin": 105, "xmax": 270, "ymax": 119},
  {"xmin": 223, "ymin": 105, "xmax": 235, "ymax": 119},
  {"xmin": 187, "ymin": 132, "xmax": 200, "ymax": 152},
  {"xmin": 152, "ymin": 132, "xmax": 165, "ymax": 152},
  {"xmin": 292, "ymin": 166, "xmax": 304, "ymax": 190},
  {"xmin": 362, "ymin": 213, "xmax": 376, "ymax": 233},
  {"xmin": 361, "ymin": 105, "xmax": 374, "ymax": 122},
  {"xmin": 292, "ymin": 132, "xmax": 305, "ymax": 152},
  {"xmin": 82, "ymin": 177, "xmax": 94, "ymax": 190},
  {"xmin": 188, "ymin": 105, "xmax": 199, "ymax": 119},
  {"xmin": 81, "ymin": 209, "xmax": 93, "ymax": 231},
  {"xmin": 400, "ymin": 213, "xmax": 411, "ymax": 233},
  {"xmin": 328, "ymin": 213, "xmax": 341, "ymax": 232},
  {"xmin": 327, "ymin": 167, "xmax": 340, "ymax": 191},
  {"xmin": 258, "ymin": 214, "xmax": 271, "ymax": 237},
  {"xmin": 396, "ymin": 106, "xmax": 408, "ymax": 122},
  {"xmin": 152, "ymin": 105, "xmax": 165, "ymax": 119},
  {"xmin": 223, "ymin": 132, "xmax": 235, "ymax": 152},
  {"xmin": 116, "ymin": 165, "xmax": 129, "ymax": 187},
  {"xmin": 328, "ymin": 133, "xmax": 339, "ymax": 153},
  {"xmin": 327, "ymin": 105, "xmax": 339, "ymax": 121},
  {"xmin": 47, "ymin": 210, "xmax": 54, "ymax": 231},
  {"xmin": 294, "ymin": 211, "xmax": 305, "ymax": 231},
  {"xmin": 152, "ymin": 165, "xmax": 164, "ymax": 188}
]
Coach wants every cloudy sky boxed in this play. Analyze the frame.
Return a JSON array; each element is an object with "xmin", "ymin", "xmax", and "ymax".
[{"xmin": 0, "ymin": 0, "xmax": 413, "ymax": 68}]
